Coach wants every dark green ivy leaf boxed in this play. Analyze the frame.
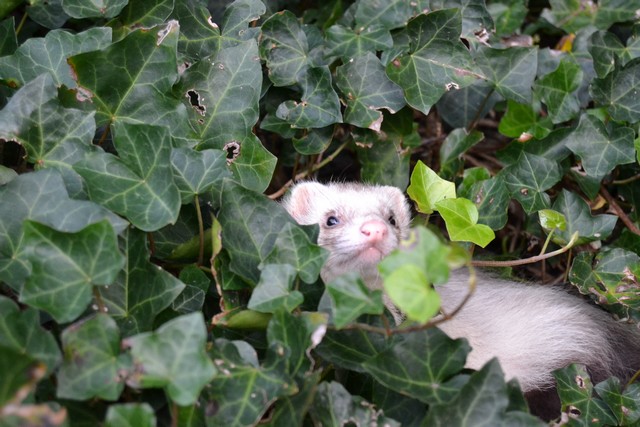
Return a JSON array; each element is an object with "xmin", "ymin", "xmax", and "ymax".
[
  {"xmin": 125, "ymin": 312, "xmax": 217, "ymax": 406},
  {"xmin": 552, "ymin": 190, "xmax": 617, "ymax": 245},
  {"xmin": 57, "ymin": 314, "xmax": 130, "ymax": 401},
  {"xmin": 105, "ymin": 403, "xmax": 157, "ymax": 427},
  {"xmin": 475, "ymin": 45, "xmax": 537, "ymax": 104},
  {"xmin": 590, "ymin": 57, "xmax": 640, "ymax": 122},
  {"xmin": 21, "ymin": 220, "xmax": 125, "ymax": 323},
  {"xmin": 535, "ymin": 59, "xmax": 583, "ymax": 123},
  {"xmin": 386, "ymin": 10, "xmax": 482, "ymax": 115}
]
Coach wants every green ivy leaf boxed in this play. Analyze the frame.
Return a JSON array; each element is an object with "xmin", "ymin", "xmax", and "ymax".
[
  {"xmin": 101, "ymin": 228, "xmax": 186, "ymax": 337},
  {"xmin": 502, "ymin": 152, "xmax": 562, "ymax": 214},
  {"xmin": 431, "ymin": 0, "xmax": 495, "ymax": 39},
  {"xmin": 62, "ymin": 0, "xmax": 127, "ymax": 19},
  {"xmin": 68, "ymin": 21, "xmax": 190, "ymax": 137},
  {"xmin": 326, "ymin": 25, "xmax": 393, "ymax": 60},
  {"xmin": 498, "ymin": 99, "xmax": 553, "ymax": 140},
  {"xmin": 0, "ymin": 17, "xmax": 17, "ymax": 55},
  {"xmin": 216, "ymin": 0, "xmax": 265, "ymax": 49},
  {"xmin": 0, "ymin": 169, "xmax": 127, "ymax": 288},
  {"xmin": 21, "ymin": 220, "xmax": 125, "ymax": 323},
  {"xmin": 335, "ymin": 52, "xmax": 405, "ymax": 130},
  {"xmin": 75, "ymin": 123, "xmax": 181, "ymax": 232},
  {"xmin": 170, "ymin": 0, "xmax": 220, "ymax": 61},
  {"xmin": 309, "ymin": 381, "xmax": 401, "ymax": 426},
  {"xmin": 594, "ymin": 0, "xmax": 640, "ymax": 29},
  {"xmin": 594, "ymin": 377, "xmax": 640, "ymax": 425},
  {"xmin": 564, "ymin": 114, "xmax": 636, "ymax": 180},
  {"xmin": 436, "ymin": 198, "xmax": 495, "ymax": 247},
  {"xmin": 424, "ymin": 359, "xmax": 543, "ymax": 426},
  {"xmin": 105, "ymin": 403, "xmax": 157, "ymax": 427},
  {"xmin": 355, "ymin": 130, "xmax": 411, "ymax": 189},
  {"xmin": 262, "ymin": 222, "xmax": 328, "ymax": 284},
  {"xmin": 218, "ymin": 179, "xmax": 295, "ymax": 284},
  {"xmin": 462, "ymin": 175, "xmax": 510, "ymax": 230},
  {"xmin": 276, "ymin": 66, "xmax": 342, "ymax": 128},
  {"xmin": 591, "ymin": 58, "xmax": 640, "ymax": 122},
  {"xmin": 204, "ymin": 338, "xmax": 296, "ymax": 426},
  {"xmin": 116, "ymin": 0, "xmax": 174, "ymax": 28},
  {"xmin": 541, "ymin": 0, "xmax": 596, "ymax": 33},
  {"xmin": 407, "ymin": 160, "xmax": 456, "ymax": 214},
  {"xmin": 363, "ymin": 328, "xmax": 470, "ymax": 404},
  {"xmin": 386, "ymin": 10, "xmax": 482, "ymax": 114},
  {"xmin": 475, "ymin": 46, "xmax": 537, "ymax": 104},
  {"xmin": 0, "ymin": 72, "xmax": 97, "ymax": 197},
  {"xmin": 354, "ymin": 0, "xmax": 413, "ymax": 31},
  {"xmin": 588, "ymin": 30, "xmax": 640, "ymax": 78},
  {"xmin": 488, "ymin": 0, "xmax": 528, "ymax": 37},
  {"xmin": 28, "ymin": 0, "xmax": 70, "ymax": 29},
  {"xmin": 535, "ymin": 59, "xmax": 583, "ymax": 123},
  {"xmin": 438, "ymin": 80, "xmax": 501, "ymax": 129},
  {"xmin": 538, "ymin": 209, "xmax": 567, "ymax": 232},
  {"xmin": 440, "ymin": 128, "xmax": 484, "ymax": 166},
  {"xmin": 0, "ymin": 296, "xmax": 61, "ymax": 374},
  {"xmin": 125, "ymin": 312, "xmax": 217, "ymax": 406},
  {"xmin": 554, "ymin": 364, "xmax": 617, "ymax": 425},
  {"xmin": 170, "ymin": 147, "xmax": 230, "ymax": 204},
  {"xmin": 248, "ymin": 264, "xmax": 304, "ymax": 313},
  {"xmin": 552, "ymin": 190, "xmax": 617, "ymax": 245},
  {"xmin": 57, "ymin": 314, "xmax": 130, "ymax": 401},
  {"xmin": 325, "ymin": 272, "xmax": 385, "ymax": 328},
  {"xmin": 0, "ymin": 27, "xmax": 111, "ymax": 87},
  {"xmin": 260, "ymin": 10, "xmax": 310, "ymax": 86},
  {"xmin": 384, "ymin": 264, "xmax": 441, "ymax": 323},
  {"xmin": 0, "ymin": 347, "xmax": 38, "ymax": 407}
]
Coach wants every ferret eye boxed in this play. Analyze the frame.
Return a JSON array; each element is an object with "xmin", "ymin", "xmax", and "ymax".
[
  {"xmin": 388, "ymin": 215, "xmax": 397, "ymax": 227},
  {"xmin": 326, "ymin": 216, "xmax": 339, "ymax": 227}
]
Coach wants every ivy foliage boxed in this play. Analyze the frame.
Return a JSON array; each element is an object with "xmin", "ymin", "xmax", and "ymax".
[{"xmin": 0, "ymin": 0, "xmax": 640, "ymax": 426}]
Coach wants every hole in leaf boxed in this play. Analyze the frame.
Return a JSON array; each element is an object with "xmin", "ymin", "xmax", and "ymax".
[
  {"xmin": 186, "ymin": 90, "xmax": 206, "ymax": 116},
  {"xmin": 224, "ymin": 141, "xmax": 241, "ymax": 164}
]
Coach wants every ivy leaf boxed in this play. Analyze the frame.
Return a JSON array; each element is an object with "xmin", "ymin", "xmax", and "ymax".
[
  {"xmin": 335, "ymin": 52, "xmax": 405, "ymax": 130},
  {"xmin": 309, "ymin": 381, "xmax": 400, "ymax": 427},
  {"xmin": 475, "ymin": 46, "xmax": 537, "ymax": 104},
  {"xmin": 383, "ymin": 264, "xmax": 441, "ymax": 323},
  {"xmin": 440, "ymin": 128, "xmax": 484, "ymax": 166},
  {"xmin": 386, "ymin": 10, "xmax": 482, "ymax": 114},
  {"xmin": 179, "ymin": 39, "xmax": 262, "ymax": 149},
  {"xmin": 0, "ymin": 169, "xmax": 127, "ymax": 288},
  {"xmin": 363, "ymin": 328, "xmax": 470, "ymax": 404},
  {"xmin": 502, "ymin": 152, "xmax": 562, "ymax": 213},
  {"xmin": 325, "ymin": 272, "xmax": 385, "ymax": 328},
  {"xmin": 541, "ymin": 0, "xmax": 596, "ymax": 33},
  {"xmin": 170, "ymin": 0, "xmax": 220, "ymax": 61},
  {"xmin": 276, "ymin": 66, "xmax": 342, "ymax": 128},
  {"xmin": 436, "ymin": 198, "xmax": 495, "ymax": 247},
  {"xmin": 75, "ymin": 123, "xmax": 181, "ymax": 232},
  {"xmin": 0, "ymin": 296, "xmax": 61, "ymax": 374},
  {"xmin": 538, "ymin": 209, "xmax": 567, "ymax": 232},
  {"xmin": 62, "ymin": 0, "xmax": 127, "ymax": 19},
  {"xmin": 591, "ymin": 58, "xmax": 640, "ymax": 122},
  {"xmin": 554, "ymin": 364, "xmax": 617, "ymax": 425},
  {"xmin": 125, "ymin": 312, "xmax": 217, "ymax": 406},
  {"xmin": 564, "ymin": 114, "xmax": 636, "ymax": 180},
  {"xmin": 260, "ymin": 10, "xmax": 310, "ymax": 86},
  {"xmin": 248, "ymin": 264, "xmax": 304, "ymax": 313},
  {"xmin": 170, "ymin": 147, "xmax": 230, "ymax": 204},
  {"xmin": 355, "ymin": 129, "xmax": 411, "ymax": 189},
  {"xmin": 57, "ymin": 314, "xmax": 130, "ymax": 401},
  {"xmin": 0, "ymin": 72, "xmax": 98, "ymax": 197},
  {"xmin": 552, "ymin": 190, "xmax": 617, "ymax": 245},
  {"xmin": 101, "ymin": 228, "xmax": 186, "ymax": 337},
  {"xmin": 105, "ymin": 403, "xmax": 157, "ymax": 427},
  {"xmin": 424, "ymin": 359, "xmax": 542, "ymax": 426},
  {"xmin": 28, "ymin": 0, "xmax": 70, "ymax": 29},
  {"xmin": 594, "ymin": 377, "xmax": 640, "ymax": 425},
  {"xmin": 437, "ymin": 80, "xmax": 501, "ymax": 129},
  {"xmin": 0, "ymin": 347, "xmax": 38, "ymax": 407},
  {"xmin": 430, "ymin": 0, "xmax": 495, "ymax": 39},
  {"xmin": 216, "ymin": 0, "xmax": 265, "ymax": 49},
  {"xmin": 0, "ymin": 17, "xmax": 17, "ymax": 55},
  {"xmin": 262, "ymin": 222, "xmax": 328, "ymax": 284},
  {"xmin": 489, "ymin": 0, "xmax": 528, "ymax": 37},
  {"xmin": 204, "ymin": 338, "xmax": 296, "ymax": 426},
  {"xmin": 217, "ymin": 179, "xmax": 295, "ymax": 284},
  {"xmin": 595, "ymin": 0, "xmax": 640, "ymax": 29},
  {"xmin": 21, "ymin": 220, "xmax": 125, "ymax": 323},
  {"xmin": 535, "ymin": 59, "xmax": 583, "ymax": 123},
  {"xmin": 354, "ymin": 0, "xmax": 413, "ymax": 31},
  {"xmin": 588, "ymin": 30, "xmax": 636, "ymax": 78},
  {"xmin": 116, "ymin": 0, "xmax": 175, "ymax": 28},
  {"xmin": 68, "ymin": 21, "xmax": 190, "ymax": 137},
  {"xmin": 0, "ymin": 27, "xmax": 111, "ymax": 88},
  {"xmin": 407, "ymin": 160, "xmax": 456, "ymax": 214},
  {"xmin": 325, "ymin": 25, "xmax": 393, "ymax": 60},
  {"xmin": 498, "ymin": 99, "xmax": 553, "ymax": 140},
  {"xmin": 463, "ymin": 175, "xmax": 510, "ymax": 230}
]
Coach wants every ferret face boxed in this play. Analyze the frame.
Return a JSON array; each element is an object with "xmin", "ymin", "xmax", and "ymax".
[{"xmin": 283, "ymin": 182, "xmax": 411, "ymax": 283}]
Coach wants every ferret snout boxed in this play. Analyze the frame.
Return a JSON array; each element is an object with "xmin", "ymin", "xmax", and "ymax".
[{"xmin": 360, "ymin": 220, "xmax": 388, "ymax": 242}]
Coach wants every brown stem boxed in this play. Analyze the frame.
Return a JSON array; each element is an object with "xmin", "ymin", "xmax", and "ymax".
[{"xmin": 600, "ymin": 185, "xmax": 640, "ymax": 236}]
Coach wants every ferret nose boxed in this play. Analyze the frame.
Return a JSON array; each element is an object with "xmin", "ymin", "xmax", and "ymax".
[{"xmin": 361, "ymin": 220, "xmax": 388, "ymax": 241}]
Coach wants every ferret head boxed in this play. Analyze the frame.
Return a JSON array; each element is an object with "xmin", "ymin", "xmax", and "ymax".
[{"xmin": 283, "ymin": 182, "xmax": 411, "ymax": 284}]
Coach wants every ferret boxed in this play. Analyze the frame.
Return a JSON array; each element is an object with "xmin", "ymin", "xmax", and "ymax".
[{"xmin": 283, "ymin": 181, "xmax": 640, "ymax": 420}]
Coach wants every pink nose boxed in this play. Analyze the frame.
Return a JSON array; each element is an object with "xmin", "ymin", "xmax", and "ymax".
[{"xmin": 361, "ymin": 220, "xmax": 388, "ymax": 241}]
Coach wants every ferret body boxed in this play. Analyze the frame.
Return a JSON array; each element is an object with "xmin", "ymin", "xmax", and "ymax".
[{"xmin": 283, "ymin": 181, "xmax": 640, "ymax": 419}]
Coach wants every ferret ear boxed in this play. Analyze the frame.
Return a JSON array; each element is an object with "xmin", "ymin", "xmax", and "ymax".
[{"xmin": 282, "ymin": 181, "xmax": 327, "ymax": 224}]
